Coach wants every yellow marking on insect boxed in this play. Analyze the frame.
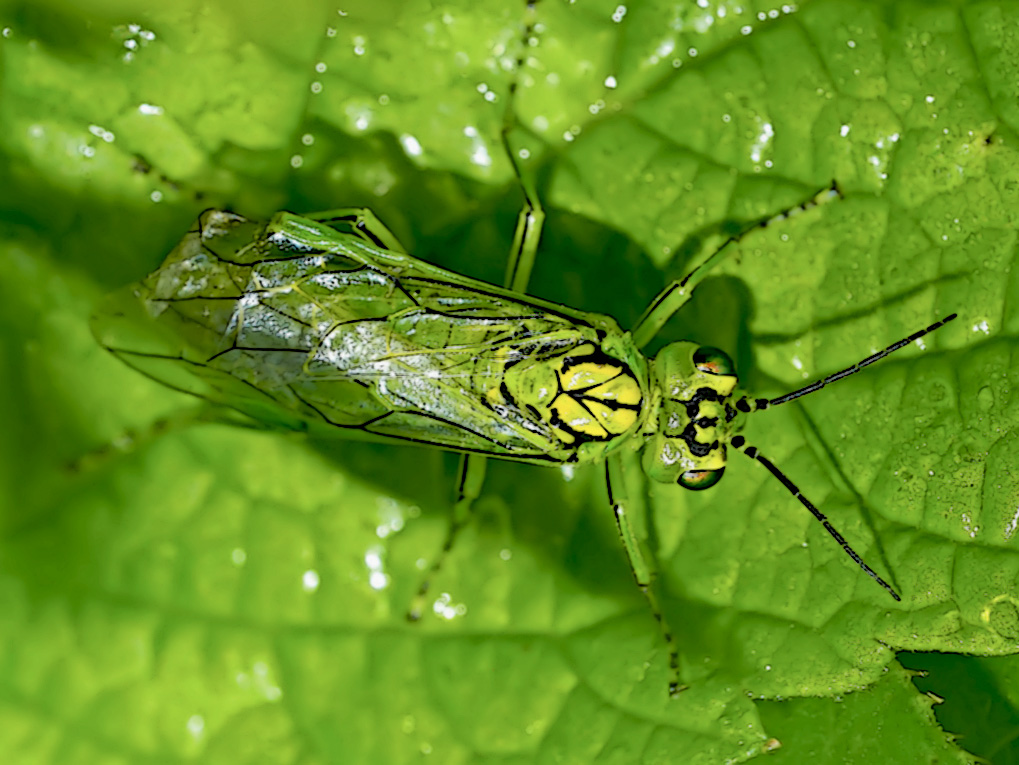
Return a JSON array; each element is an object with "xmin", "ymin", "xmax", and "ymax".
[
  {"xmin": 561, "ymin": 361, "xmax": 615, "ymax": 390},
  {"xmin": 605, "ymin": 405, "xmax": 639, "ymax": 432},
  {"xmin": 692, "ymin": 441, "xmax": 725, "ymax": 470},
  {"xmin": 538, "ymin": 343, "xmax": 646, "ymax": 442},
  {"xmin": 550, "ymin": 424, "xmax": 576, "ymax": 445},
  {"xmin": 702, "ymin": 451, "xmax": 726, "ymax": 470},
  {"xmin": 587, "ymin": 376, "xmax": 642, "ymax": 405},
  {"xmin": 551, "ymin": 396, "xmax": 610, "ymax": 439},
  {"xmin": 587, "ymin": 399, "xmax": 639, "ymax": 433},
  {"xmin": 707, "ymin": 375, "xmax": 738, "ymax": 397}
]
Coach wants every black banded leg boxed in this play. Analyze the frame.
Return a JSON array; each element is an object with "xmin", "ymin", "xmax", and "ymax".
[
  {"xmin": 305, "ymin": 208, "xmax": 409, "ymax": 254},
  {"xmin": 407, "ymin": 454, "xmax": 487, "ymax": 621},
  {"xmin": 607, "ymin": 454, "xmax": 685, "ymax": 696},
  {"xmin": 631, "ymin": 184, "xmax": 842, "ymax": 349}
]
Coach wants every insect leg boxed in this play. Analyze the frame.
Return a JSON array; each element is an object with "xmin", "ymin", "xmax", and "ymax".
[
  {"xmin": 631, "ymin": 184, "xmax": 841, "ymax": 349},
  {"xmin": 71, "ymin": 403, "xmax": 268, "ymax": 474},
  {"xmin": 500, "ymin": 0, "xmax": 545, "ymax": 295},
  {"xmin": 606, "ymin": 453, "xmax": 685, "ymax": 696},
  {"xmin": 408, "ymin": 132, "xmax": 548, "ymax": 617},
  {"xmin": 500, "ymin": 131, "xmax": 545, "ymax": 294},
  {"xmin": 304, "ymin": 208, "xmax": 409, "ymax": 254},
  {"xmin": 407, "ymin": 453, "xmax": 487, "ymax": 620}
]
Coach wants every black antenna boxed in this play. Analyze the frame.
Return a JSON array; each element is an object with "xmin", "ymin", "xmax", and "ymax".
[
  {"xmin": 723, "ymin": 314, "xmax": 958, "ymax": 598},
  {"xmin": 765, "ymin": 313, "xmax": 957, "ymax": 408},
  {"xmin": 729, "ymin": 435, "xmax": 901, "ymax": 601}
]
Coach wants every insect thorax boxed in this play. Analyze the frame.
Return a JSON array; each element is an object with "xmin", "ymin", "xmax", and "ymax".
[
  {"xmin": 492, "ymin": 341, "xmax": 646, "ymax": 451},
  {"xmin": 642, "ymin": 341, "xmax": 742, "ymax": 489}
]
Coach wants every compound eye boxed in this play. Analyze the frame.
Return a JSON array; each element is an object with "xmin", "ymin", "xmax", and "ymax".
[
  {"xmin": 678, "ymin": 467, "xmax": 725, "ymax": 491},
  {"xmin": 693, "ymin": 346, "xmax": 735, "ymax": 376}
]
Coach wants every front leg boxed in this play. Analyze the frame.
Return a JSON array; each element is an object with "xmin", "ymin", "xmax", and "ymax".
[{"xmin": 606, "ymin": 453, "xmax": 685, "ymax": 696}]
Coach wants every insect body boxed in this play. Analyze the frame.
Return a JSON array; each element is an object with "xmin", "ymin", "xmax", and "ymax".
[
  {"xmin": 97, "ymin": 210, "xmax": 650, "ymax": 462},
  {"xmin": 93, "ymin": 199, "xmax": 956, "ymax": 696}
]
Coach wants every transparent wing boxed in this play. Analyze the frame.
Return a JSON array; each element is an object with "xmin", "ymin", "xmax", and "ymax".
[{"xmin": 92, "ymin": 210, "xmax": 632, "ymax": 463}]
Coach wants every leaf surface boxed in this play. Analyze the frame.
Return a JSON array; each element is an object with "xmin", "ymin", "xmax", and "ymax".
[{"xmin": 0, "ymin": 0, "xmax": 1013, "ymax": 762}]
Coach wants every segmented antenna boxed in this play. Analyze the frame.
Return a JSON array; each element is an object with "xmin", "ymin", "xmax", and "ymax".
[
  {"xmin": 731, "ymin": 312, "xmax": 958, "ymax": 598},
  {"xmin": 730, "ymin": 435, "xmax": 900, "ymax": 600},
  {"xmin": 765, "ymin": 313, "xmax": 957, "ymax": 408}
]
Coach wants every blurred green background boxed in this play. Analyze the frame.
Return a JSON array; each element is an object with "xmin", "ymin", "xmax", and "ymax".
[{"xmin": 1, "ymin": 0, "xmax": 1017, "ymax": 762}]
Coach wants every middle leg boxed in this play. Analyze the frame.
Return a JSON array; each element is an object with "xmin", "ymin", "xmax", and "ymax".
[{"xmin": 408, "ymin": 130, "xmax": 547, "ymax": 618}]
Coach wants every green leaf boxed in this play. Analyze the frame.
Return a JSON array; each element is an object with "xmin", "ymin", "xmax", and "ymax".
[
  {"xmin": 901, "ymin": 651, "xmax": 1019, "ymax": 763},
  {"xmin": 0, "ymin": 0, "xmax": 1013, "ymax": 762},
  {"xmin": 759, "ymin": 662, "xmax": 966, "ymax": 762}
]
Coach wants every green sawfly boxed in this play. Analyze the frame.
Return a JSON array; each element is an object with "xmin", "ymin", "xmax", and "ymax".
[{"xmin": 93, "ymin": 184, "xmax": 956, "ymax": 695}]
